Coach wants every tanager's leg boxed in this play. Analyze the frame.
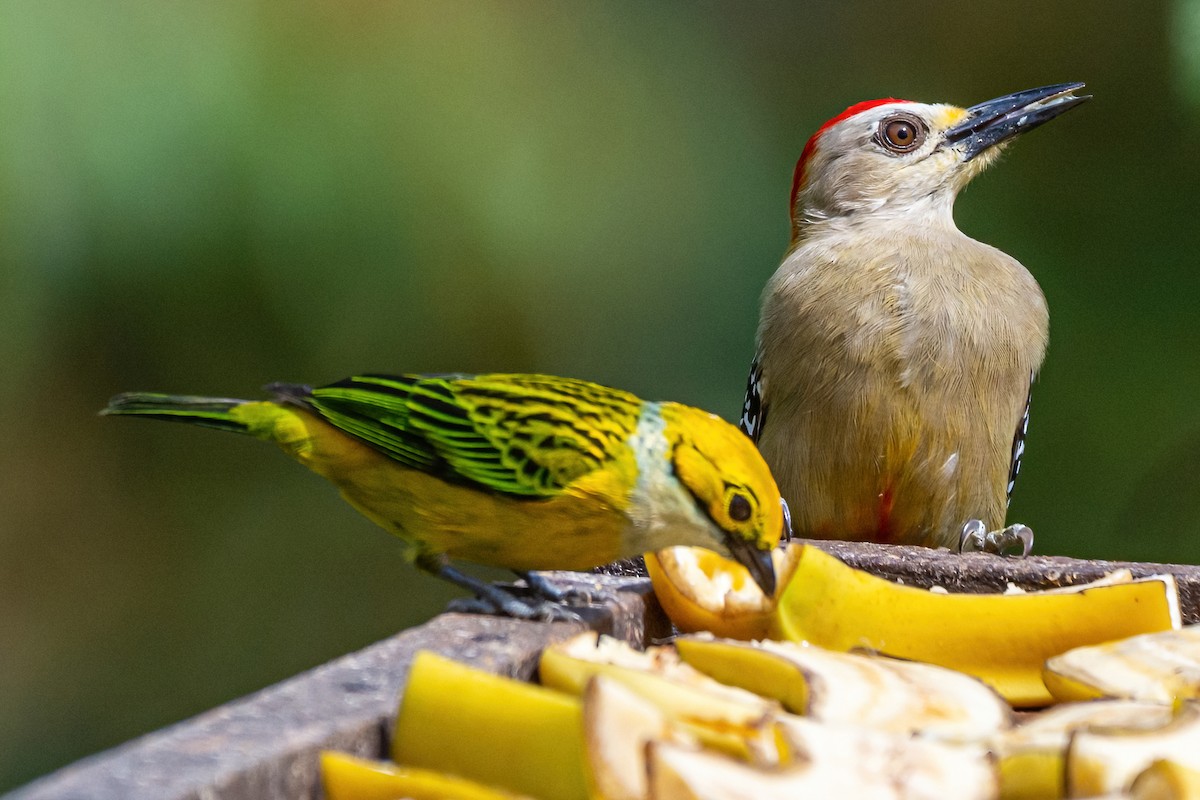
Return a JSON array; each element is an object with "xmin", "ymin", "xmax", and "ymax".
[{"xmin": 416, "ymin": 553, "xmax": 581, "ymax": 621}]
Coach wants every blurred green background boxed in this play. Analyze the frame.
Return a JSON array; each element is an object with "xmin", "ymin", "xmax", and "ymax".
[{"xmin": 3, "ymin": 0, "xmax": 1200, "ymax": 791}]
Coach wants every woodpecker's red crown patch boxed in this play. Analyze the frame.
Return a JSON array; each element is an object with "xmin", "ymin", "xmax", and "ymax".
[{"xmin": 790, "ymin": 98, "xmax": 909, "ymax": 222}]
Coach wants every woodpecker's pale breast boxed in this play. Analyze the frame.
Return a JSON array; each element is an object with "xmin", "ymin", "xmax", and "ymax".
[{"xmin": 757, "ymin": 221, "xmax": 1047, "ymax": 547}]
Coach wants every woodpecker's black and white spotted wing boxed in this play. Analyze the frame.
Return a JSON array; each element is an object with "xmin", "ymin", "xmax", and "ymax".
[
  {"xmin": 739, "ymin": 354, "xmax": 767, "ymax": 443},
  {"xmin": 1006, "ymin": 375, "xmax": 1033, "ymax": 506}
]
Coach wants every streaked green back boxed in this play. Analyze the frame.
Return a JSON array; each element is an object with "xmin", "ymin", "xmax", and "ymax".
[{"xmin": 306, "ymin": 373, "xmax": 643, "ymax": 497}]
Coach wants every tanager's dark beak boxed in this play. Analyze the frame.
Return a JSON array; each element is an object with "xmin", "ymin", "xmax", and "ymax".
[{"xmin": 725, "ymin": 533, "xmax": 776, "ymax": 596}]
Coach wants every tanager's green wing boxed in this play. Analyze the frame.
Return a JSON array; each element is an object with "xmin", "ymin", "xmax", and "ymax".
[{"xmin": 297, "ymin": 374, "xmax": 643, "ymax": 497}]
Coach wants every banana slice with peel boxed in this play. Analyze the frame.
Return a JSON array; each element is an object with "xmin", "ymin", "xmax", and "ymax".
[
  {"xmin": 645, "ymin": 739, "xmax": 904, "ymax": 800},
  {"xmin": 991, "ymin": 700, "xmax": 1175, "ymax": 799},
  {"xmin": 392, "ymin": 651, "xmax": 590, "ymax": 800},
  {"xmin": 675, "ymin": 635, "xmax": 1012, "ymax": 742},
  {"xmin": 1130, "ymin": 759, "xmax": 1200, "ymax": 800},
  {"xmin": 774, "ymin": 714, "xmax": 998, "ymax": 800},
  {"xmin": 585, "ymin": 676, "xmax": 676, "ymax": 800},
  {"xmin": 646, "ymin": 545, "xmax": 801, "ymax": 639},
  {"xmin": 770, "ymin": 545, "xmax": 1181, "ymax": 707},
  {"xmin": 1066, "ymin": 702, "xmax": 1200, "ymax": 797},
  {"xmin": 1044, "ymin": 625, "xmax": 1200, "ymax": 703},
  {"xmin": 643, "ymin": 736, "xmax": 999, "ymax": 800},
  {"xmin": 539, "ymin": 634, "xmax": 777, "ymax": 722},
  {"xmin": 320, "ymin": 751, "xmax": 533, "ymax": 800}
]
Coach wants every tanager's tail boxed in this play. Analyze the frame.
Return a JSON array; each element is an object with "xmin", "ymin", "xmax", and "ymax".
[{"xmin": 101, "ymin": 392, "xmax": 291, "ymax": 438}]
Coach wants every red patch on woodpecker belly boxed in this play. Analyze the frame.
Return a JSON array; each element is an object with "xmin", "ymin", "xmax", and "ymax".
[
  {"xmin": 874, "ymin": 484, "xmax": 896, "ymax": 543},
  {"xmin": 807, "ymin": 484, "xmax": 904, "ymax": 544}
]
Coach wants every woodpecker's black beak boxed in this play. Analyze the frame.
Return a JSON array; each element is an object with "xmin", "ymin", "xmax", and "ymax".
[
  {"xmin": 725, "ymin": 534, "xmax": 776, "ymax": 596},
  {"xmin": 943, "ymin": 82, "xmax": 1090, "ymax": 160}
]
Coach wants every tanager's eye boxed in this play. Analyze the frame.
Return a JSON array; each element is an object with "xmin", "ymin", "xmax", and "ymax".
[{"xmin": 728, "ymin": 493, "xmax": 752, "ymax": 522}]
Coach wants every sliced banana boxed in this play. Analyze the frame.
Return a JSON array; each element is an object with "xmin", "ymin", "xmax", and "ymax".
[
  {"xmin": 1045, "ymin": 625, "xmax": 1200, "ymax": 704},
  {"xmin": 771, "ymin": 545, "xmax": 1181, "ymax": 707},
  {"xmin": 675, "ymin": 635, "xmax": 1012, "ymax": 742},
  {"xmin": 1066, "ymin": 702, "xmax": 1200, "ymax": 797}
]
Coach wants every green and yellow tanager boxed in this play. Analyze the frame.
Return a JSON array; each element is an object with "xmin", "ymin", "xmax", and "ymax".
[{"xmin": 104, "ymin": 373, "xmax": 784, "ymax": 617}]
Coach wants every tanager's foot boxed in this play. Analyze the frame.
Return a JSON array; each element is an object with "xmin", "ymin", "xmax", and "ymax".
[
  {"xmin": 959, "ymin": 520, "xmax": 1035, "ymax": 556},
  {"xmin": 418, "ymin": 553, "xmax": 585, "ymax": 621},
  {"xmin": 517, "ymin": 570, "xmax": 621, "ymax": 608},
  {"xmin": 445, "ymin": 593, "xmax": 582, "ymax": 622}
]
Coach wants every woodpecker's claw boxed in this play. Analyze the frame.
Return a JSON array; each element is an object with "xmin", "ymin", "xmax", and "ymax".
[
  {"xmin": 960, "ymin": 520, "xmax": 1034, "ymax": 557},
  {"xmin": 959, "ymin": 519, "xmax": 988, "ymax": 552}
]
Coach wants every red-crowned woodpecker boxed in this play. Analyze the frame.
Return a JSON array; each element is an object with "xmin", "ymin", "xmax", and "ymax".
[{"xmin": 740, "ymin": 83, "xmax": 1089, "ymax": 554}]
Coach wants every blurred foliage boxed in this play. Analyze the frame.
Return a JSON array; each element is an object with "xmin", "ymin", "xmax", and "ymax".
[{"xmin": 3, "ymin": 0, "xmax": 1200, "ymax": 791}]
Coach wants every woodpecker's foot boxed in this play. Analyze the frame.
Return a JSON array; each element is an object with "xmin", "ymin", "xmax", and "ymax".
[
  {"xmin": 781, "ymin": 497, "xmax": 794, "ymax": 542},
  {"xmin": 959, "ymin": 520, "xmax": 1035, "ymax": 557}
]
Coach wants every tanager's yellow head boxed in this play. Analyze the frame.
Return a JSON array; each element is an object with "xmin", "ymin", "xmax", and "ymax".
[{"xmin": 659, "ymin": 404, "xmax": 786, "ymax": 595}]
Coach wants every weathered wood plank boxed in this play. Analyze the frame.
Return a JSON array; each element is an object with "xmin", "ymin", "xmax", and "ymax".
[
  {"xmin": 12, "ymin": 542, "xmax": 1200, "ymax": 800},
  {"xmin": 5, "ymin": 573, "xmax": 662, "ymax": 800}
]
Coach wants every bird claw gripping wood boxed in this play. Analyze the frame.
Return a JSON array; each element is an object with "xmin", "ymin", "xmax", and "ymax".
[
  {"xmin": 429, "ymin": 557, "xmax": 593, "ymax": 621},
  {"xmin": 445, "ymin": 595, "xmax": 585, "ymax": 623},
  {"xmin": 445, "ymin": 568, "xmax": 629, "ymax": 622},
  {"xmin": 518, "ymin": 571, "xmax": 623, "ymax": 609},
  {"xmin": 780, "ymin": 497, "xmax": 794, "ymax": 542},
  {"xmin": 959, "ymin": 519, "xmax": 1035, "ymax": 557}
]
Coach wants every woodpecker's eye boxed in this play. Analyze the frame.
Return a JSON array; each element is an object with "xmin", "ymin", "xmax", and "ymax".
[
  {"xmin": 879, "ymin": 114, "xmax": 927, "ymax": 153},
  {"xmin": 728, "ymin": 493, "xmax": 752, "ymax": 522}
]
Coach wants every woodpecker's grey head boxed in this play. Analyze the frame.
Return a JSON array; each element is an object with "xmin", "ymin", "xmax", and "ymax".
[{"xmin": 790, "ymin": 83, "xmax": 1089, "ymax": 238}]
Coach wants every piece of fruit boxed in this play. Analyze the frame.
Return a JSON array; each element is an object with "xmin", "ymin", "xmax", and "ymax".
[
  {"xmin": 1044, "ymin": 625, "xmax": 1200, "ymax": 704},
  {"xmin": 583, "ymin": 675, "xmax": 674, "ymax": 800},
  {"xmin": 770, "ymin": 545, "xmax": 1181, "ymax": 707},
  {"xmin": 1130, "ymin": 759, "xmax": 1200, "ymax": 800},
  {"xmin": 646, "ymin": 545, "xmax": 800, "ymax": 640},
  {"xmin": 1065, "ymin": 702, "xmax": 1200, "ymax": 796},
  {"xmin": 321, "ymin": 751, "xmax": 533, "ymax": 800},
  {"xmin": 645, "ymin": 739, "xmax": 903, "ymax": 799},
  {"xmin": 540, "ymin": 633, "xmax": 777, "ymax": 727},
  {"xmin": 773, "ymin": 714, "xmax": 998, "ymax": 800},
  {"xmin": 540, "ymin": 632, "xmax": 695, "ymax": 688},
  {"xmin": 991, "ymin": 700, "xmax": 1175, "ymax": 799},
  {"xmin": 393, "ymin": 651, "xmax": 589, "ymax": 800},
  {"xmin": 540, "ymin": 633, "xmax": 781, "ymax": 763},
  {"xmin": 674, "ymin": 636, "xmax": 1012, "ymax": 742}
]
